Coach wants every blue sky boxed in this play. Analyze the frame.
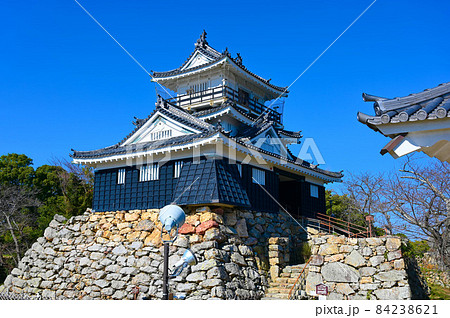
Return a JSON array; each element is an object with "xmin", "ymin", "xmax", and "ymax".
[{"xmin": 1, "ymin": 0, "xmax": 448, "ymax": 190}]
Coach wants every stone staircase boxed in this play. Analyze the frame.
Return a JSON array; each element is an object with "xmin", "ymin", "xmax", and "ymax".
[{"xmin": 262, "ymin": 264, "xmax": 308, "ymax": 300}]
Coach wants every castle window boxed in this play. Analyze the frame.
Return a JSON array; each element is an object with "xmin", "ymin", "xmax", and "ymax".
[
  {"xmin": 238, "ymin": 89, "xmax": 249, "ymax": 106},
  {"xmin": 189, "ymin": 81, "xmax": 208, "ymax": 94},
  {"xmin": 140, "ymin": 164, "xmax": 159, "ymax": 181},
  {"xmin": 117, "ymin": 168, "xmax": 126, "ymax": 184},
  {"xmin": 310, "ymin": 184, "xmax": 319, "ymax": 198},
  {"xmin": 174, "ymin": 161, "xmax": 183, "ymax": 178},
  {"xmin": 252, "ymin": 167, "xmax": 265, "ymax": 185},
  {"xmin": 149, "ymin": 130, "xmax": 172, "ymax": 141},
  {"xmin": 236, "ymin": 163, "xmax": 242, "ymax": 177}
]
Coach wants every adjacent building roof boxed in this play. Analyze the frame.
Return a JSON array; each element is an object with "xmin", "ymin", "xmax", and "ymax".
[
  {"xmin": 357, "ymin": 82, "xmax": 450, "ymax": 129},
  {"xmin": 357, "ymin": 82, "xmax": 450, "ymax": 162}
]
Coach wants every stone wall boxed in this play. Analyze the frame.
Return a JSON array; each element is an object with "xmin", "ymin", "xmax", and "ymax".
[
  {"xmin": 305, "ymin": 232, "xmax": 411, "ymax": 300},
  {"xmin": 0, "ymin": 206, "xmax": 306, "ymax": 300}
]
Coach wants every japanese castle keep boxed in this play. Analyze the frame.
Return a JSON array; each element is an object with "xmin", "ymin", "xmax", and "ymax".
[
  {"xmin": 2, "ymin": 32, "xmax": 416, "ymax": 301},
  {"xmin": 71, "ymin": 31, "xmax": 343, "ymax": 217}
]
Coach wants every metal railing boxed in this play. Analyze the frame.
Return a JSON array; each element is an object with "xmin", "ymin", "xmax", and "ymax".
[
  {"xmin": 300, "ymin": 213, "xmax": 370, "ymax": 238},
  {"xmin": 166, "ymin": 85, "xmax": 283, "ymax": 124},
  {"xmin": 288, "ymin": 257, "xmax": 312, "ymax": 300}
]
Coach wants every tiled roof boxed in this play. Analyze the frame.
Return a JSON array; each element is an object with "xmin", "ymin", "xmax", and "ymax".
[
  {"xmin": 71, "ymin": 98, "xmax": 217, "ymax": 160},
  {"xmin": 173, "ymin": 159, "xmax": 251, "ymax": 207},
  {"xmin": 72, "ymin": 96, "xmax": 342, "ymax": 181},
  {"xmin": 71, "ymin": 131, "xmax": 218, "ymax": 159},
  {"xmin": 357, "ymin": 82, "xmax": 450, "ymax": 127},
  {"xmin": 151, "ymin": 33, "xmax": 288, "ymax": 93}
]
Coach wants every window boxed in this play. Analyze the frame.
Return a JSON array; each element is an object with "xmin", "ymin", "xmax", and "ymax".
[
  {"xmin": 140, "ymin": 164, "xmax": 159, "ymax": 181},
  {"xmin": 189, "ymin": 81, "xmax": 208, "ymax": 94},
  {"xmin": 252, "ymin": 167, "xmax": 265, "ymax": 185},
  {"xmin": 238, "ymin": 89, "xmax": 249, "ymax": 106},
  {"xmin": 236, "ymin": 163, "xmax": 242, "ymax": 177},
  {"xmin": 174, "ymin": 161, "xmax": 183, "ymax": 178},
  {"xmin": 310, "ymin": 184, "xmax": 319, "ymax": 198},
  {"xmin": 148, "ymin": 130, "xmax": 172, "ymax": 141},
  {"xmin": 117, "ymin": 168, "xmax": 126, "ymax": 184}
]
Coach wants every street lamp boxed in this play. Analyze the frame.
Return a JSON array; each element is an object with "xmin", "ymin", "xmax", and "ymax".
[{"xmin": 157, "ymin": 205, "xmax": 196, "ymax": 300}]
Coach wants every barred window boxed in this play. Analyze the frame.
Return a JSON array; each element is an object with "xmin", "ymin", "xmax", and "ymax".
[
  {"xmin": 310, "ymin": 184, "xmax": 319, "ymax": 198},
  {"xmin": 252, "ymin": 167, "xmax": 265, "ymax": 185},
  {"xmin": 236, "ymin": 163, "xmax": 242, "ymax": 177},
  {"xmin": 117, "ymin": 168, "xmax": 126, "ymax": 184},
  {"xmin": 174, "ymin": 161, "xmax": 183, "ymax": 178},
  {"xmin": 140, "ymin": 164, "xmax": 159, "ymax": 181}
]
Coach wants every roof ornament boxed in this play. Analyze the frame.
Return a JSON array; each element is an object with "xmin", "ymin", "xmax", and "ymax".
[
  {"xmin": 133, "ymin": 117, "xmax": 145, "ymax": 126},
  {"xmin": 156, "ymin": 95, "xmax": 169, "ymax": 109},
  {"xmin": 195, "ymin": 30, "xmax": 208, "ymax": 48},
  {"xmin": 222, "ymin": 47, "xmax": 230, "ymax": 57},
  {"xmin": 235, "ymin": 53, "xmax": 243, "ymax": 65}
]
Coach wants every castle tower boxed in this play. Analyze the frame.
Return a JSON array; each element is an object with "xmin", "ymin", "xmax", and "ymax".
[{"xmin": 71, "ymin": 31, "xmax": 342, "ymax": 217}]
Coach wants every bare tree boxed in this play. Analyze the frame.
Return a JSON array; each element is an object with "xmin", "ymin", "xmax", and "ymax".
[
  {"xmin": 345, "ymin": 172, "xmax": 394, "ymax": 234},
  {"xmin": 0, "ymin": 184, "xmax": 40, "ymax": 267},
  {"xmin": 384, "ymin": 157, "xmax": 449, "ymax": 270}
]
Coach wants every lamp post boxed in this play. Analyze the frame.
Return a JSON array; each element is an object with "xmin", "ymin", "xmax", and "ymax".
[{"xmin": 157, "ymin": 204, "xmax": 197, "ymax": 300}]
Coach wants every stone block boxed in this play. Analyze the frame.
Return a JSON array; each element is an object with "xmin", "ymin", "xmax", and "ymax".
[
  {"xmin": 318, "ymin": 243, "xmax": 339, "ymax": 255},
  {"xmin": 124, "ymin": 212, "xmax": 140, "ymax": 222},
  {"xmin": 387, "ymin": 250, "xmax": 402, "ymax": 261},
  {"xmin": 112, "ymin": 245, "xmax": 127, "ymax": 256},
  {"xmin": 336, "ymin": 283, "xmax": 355, "ymax": 295},
  {"xmin": 305, "ymin": 272, "xmax": 324, "ymax": 295},
  {"xmin": 321, "ymin": 262, "xmax": 360, "ymax": 283},
  {"xmin": 374, "ymin": 270, "xmax": 406, "ymax": 282},
  {"xmin": 310, "ymin": 255, "xmax": 324, "ymax": 266},
  {"xmin": 117, "ymin": 222, "xmax": 131, "ymax": 230},
  {"xmin": 200, "ymin": 279, "xmax": 223, "ymax": 289},
  {"xmin": 360, "ymin": 276, "xmax": 373, "ymax": 284},
  {"xmin": 196, "ymin": 220, "xmax": 219, "ymax": 235},
  {"xmin": 200, "ymin": 212, "xmax": 223, "ymax": 224},
  {"xmin": 224, "ymin": 211, "xmax": 237, "ymax": 226},
  {"xmin": 394, "ymin": 259, "xmax": 405, "ymax": 270},
  {"xmin": 204, "ymin": 228, "xmax": 226, "ymax": 242},
  {"xmin": 327, "ymin": 236, "xmax": 345, "ymax": 244},
  {"xmin": 231, "ymin": 253, "xmax": 247, "ymax": 267},
  {"xmin": 325, "ymin": 254, "xmax": 344, "ymax": 262},
  {"xmin": 235, "ymin": 218, "xmax": 248, "ymax": 238},
  {"xmin": 178, "ymin": 223, "xmax": 195, "ymax": 234},
  {"xmin": 136, "ymin": 220, "xmax": 154, "ymax": 231},
  {"xmin": 359, "ymin": 267, "xmax": 376, "ymax": 276},
  {"xmin": 366, "ymin": 237, "xmax": 382, "ymax": 246},
  {"xmin": 369, "ymin": 255, "xmax": 385, "ymax": 267},
  {"xmin": 344, "ymin": 250, "xmax": 366, "ymax": 268},
  {"xmin": 386, "ymin": 237, "xmax": 401, "ymax": 251},
  {"xmin": 362, "ymin": 247, "xmax": 373, "ymax": 256}
]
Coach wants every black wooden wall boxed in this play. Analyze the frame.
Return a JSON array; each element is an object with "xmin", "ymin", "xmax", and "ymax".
[{"xmin": 92, "ymin": 159, "xmax": 323, "ymax": 216}]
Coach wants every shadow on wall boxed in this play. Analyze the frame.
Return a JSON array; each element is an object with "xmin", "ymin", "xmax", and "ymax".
[{"xmin": 405, "ymin": 257, "xmax": 430, "ymax": 300}]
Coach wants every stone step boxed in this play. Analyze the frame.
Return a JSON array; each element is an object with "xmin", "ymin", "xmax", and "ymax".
[
  {"xmin": 267, "ymin": 287, "xmax": 292, "ymax": 294},
  {"xmin": 263, "ymin": 292, "xmax": 290, "ymax": 299},
  {"xmin": 273, "ymin": 277, "xmax": 298, "ymax": 284},
  {"xmin": 283, "ymin": 264, "xmax": 308, "ymax": 273}
]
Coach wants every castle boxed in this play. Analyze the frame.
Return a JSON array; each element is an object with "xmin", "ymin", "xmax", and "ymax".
[{"xmin": 71, "ymin": 31, "xmax": 342, "ymax": 218}]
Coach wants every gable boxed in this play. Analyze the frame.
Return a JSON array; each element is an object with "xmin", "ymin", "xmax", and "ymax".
[
  {"xmin": 251, "ymin": 127, "xmax": 289, "ymax": 156},
  {"xmin": 181, "ymin": 50, "xmax": 214, "ymax": 71},
  {"xmin": 123, "ymin": 114, "xmax": 200, "ymax": 146}
]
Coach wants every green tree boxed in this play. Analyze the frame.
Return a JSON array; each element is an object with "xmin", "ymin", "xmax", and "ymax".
[{"xmin": 0, "ymin": 153, "xmax": 35, "ymax": 187}]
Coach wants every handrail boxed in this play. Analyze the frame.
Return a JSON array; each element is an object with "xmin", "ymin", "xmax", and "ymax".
[
  {"xmin": 300, "ymin": 213, "xmax": 370, "ymax": 238},
  {"xmin": 316, "ymin": 213, "xmax": 367, "ymax": 232},
  {"xmin": 288, "ymin": 256, "xmax": 312, "ymax": 300},
  {"xmin": 166, "ymin": 85, "xmax": 283, "ymax": 123}
]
